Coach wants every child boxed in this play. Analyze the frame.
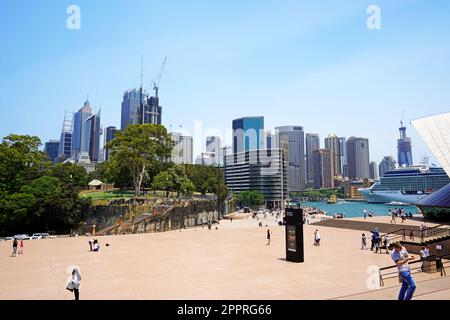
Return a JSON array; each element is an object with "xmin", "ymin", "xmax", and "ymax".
[
  {"xmin": 361, "ymin": 233, "xmax": 367, "ymax": 250},
  {"xmin": 18, "ymin": 239, "xmax": 24, "ymax": 254}
]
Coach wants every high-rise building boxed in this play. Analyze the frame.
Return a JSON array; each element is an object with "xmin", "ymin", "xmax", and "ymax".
[
  {"xmin": 325, "ymin": 134, "xmax": 342, "ymax": 178},
  {"xmin": 195, "ymin": 152, "xmax": 215, "ymax": 166},
  {"xmin": 264, "ymin": 130, "xmax": 273, "ymax": 149},
  {"xmin": 275, "ymin": 126, "xmax": 306, "ymax": 192},
  {"xmin": 379, "ymin": 156, "xmax": 397, "ymax": 177},
  {"xmin": 313, "ymin": 149, "xmax": 332, "ymax": 189},
  {"xmin": 104, "ymin": 126, "xmax": 117, "ymax": 161},
  {"xmin": 144, "ymin": 95, "xmax": 162, "ymax": 125},
  {"xmin": 339, "ymin": 137, "xmax": 348, "ymax": 177},
  {"xmin": 170, "ymin": 133, "xmax": 193, "ymax": 164},
  {"xmin": 206, "ymin": 136, "xmax": 222, "ymax": 165},
  {"xmin": 58, "ymin": 112, "xmax": 73, "ymax": 161},
  {"xmin": 398, "ymin": 122, "xmax": 413, "ymax": 166},
  {"xmin": 346, "ymin": 137, "xmax": 370, "ymax": 180},
  {"xmin": 81, "ymin": 110, "xmax": 102, "ymax": 162},
  {"xmin": 72, "ymin": 100, "xmax": 93, "ymax": 156},
  {"xmin": 369, "ymin": 161, "xmax": 379, "ymax": 180},
  {"xmin": 305, "ymin": 133, "xmax": 320, "ymax": 186},
  {"xmin": 222, "ymin": 146, "xmax": 232, "ymax": 165},
  {"xmin": 44, "ymin": 140, "xmax": 60, "ymax": 163},
  {"xmin": 232, "ymin": 117, "xmax": 264, "ymax": 154},
  {"xmin": 121, "ymin": 89, "xmax": 143, "ymax": 131},
  {"xmin": 224, "ymin": 148, "xmax": 288, "ymax": 208}
]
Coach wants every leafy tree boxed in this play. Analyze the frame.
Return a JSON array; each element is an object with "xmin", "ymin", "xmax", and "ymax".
[
  {"xmin": 235, "ymin": 190, "xmax": 264, "ymax": 207},
  {"xmin": 51, "ymin": 162, "xmax": 88, "ymax": 189},
  {"xmin": 106, "ymin": 124, "xmax": 173, "ymax": 196},
  {"xmin": 152, "ymin": 171, "xmax": 174, "ymax": 197}
]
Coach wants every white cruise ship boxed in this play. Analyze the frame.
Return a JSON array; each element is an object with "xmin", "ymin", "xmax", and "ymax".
[{"xmin": 358, "ymin": 165, "xmax": 450, "ymax": 204}]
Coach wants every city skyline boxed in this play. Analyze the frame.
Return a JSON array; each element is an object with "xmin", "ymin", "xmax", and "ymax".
[{"xmin": 1, "ymin": 1, "xmax": 450, "ymax": 165}]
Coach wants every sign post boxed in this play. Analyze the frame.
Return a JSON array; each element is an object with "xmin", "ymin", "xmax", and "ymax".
[{"xmin": 285, "ymin": 207, "xmax": 304, "ymax": 263}]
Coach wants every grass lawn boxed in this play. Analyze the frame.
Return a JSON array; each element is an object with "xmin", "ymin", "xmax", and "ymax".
[{"xmin": 80, "ymin": 191, "xmax": 135, "ymax": 200}]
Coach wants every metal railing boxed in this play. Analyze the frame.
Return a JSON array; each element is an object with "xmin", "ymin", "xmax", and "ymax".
[
  {"xmin": 379, "ymin": 253, "xmax": 450, "ymax": 287},
  {"xmin": 382, "ymin": 224, "xmax": 450, "ymax": 244}
]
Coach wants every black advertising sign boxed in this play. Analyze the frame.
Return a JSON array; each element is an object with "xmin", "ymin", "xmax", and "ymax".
[{"xmin": 285, "ymin": 207, "xmax": 304, "ymax": 263}]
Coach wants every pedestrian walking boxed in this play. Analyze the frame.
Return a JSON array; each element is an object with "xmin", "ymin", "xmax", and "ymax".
[
  {"xmin": 363, "ymin": 209, "xmax": 367, "ymax": 219},
  {"xmin": 391, "ymin": 243, "xmax": 416, "ymax": 300},
  {"xmin": 314, "ymin": 230, "xmax": 321, "ymax": 246},
  {"xmin": 390, "ymin": 211, "xmax": 396, "ymax": 224},
  {"xmin": 66, "ymin": 268, "xmax": 81, "ymax": 300},
  {"xmin": 12, "ymin": 238, "xmax": 18, "ymax": 257},
  {"xmin": 420, "ymin": 246, "xmax": 430, "ymax": 271},
  {"xmin": 384, "ymin": 235, "xmax": 391, "ymax": 254},
  {"xmin": 267, "ymin": 229, "xmax": 271, "ymax": 245},
  {"xmin": 361, "ymin": 233, "xmax": 367, "ymax": 250},
  {"xmin": 18, "ymin": 239, "xmax": 24, "ymax": 254}
]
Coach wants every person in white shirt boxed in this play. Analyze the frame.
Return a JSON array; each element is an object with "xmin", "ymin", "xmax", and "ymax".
[
  {"xmin": 391, "ymin": 243, "xmax": 416, "ymax": 300},
  {"xmin": 67, "ymin": 268, "xmax": 81, "ymax": 300},
  {"xmin": 314, "ymin": 230, "xmax": 321, "ymax": 246}
]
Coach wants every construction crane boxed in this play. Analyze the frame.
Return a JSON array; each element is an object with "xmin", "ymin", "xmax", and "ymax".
[{"xmin": 153, "ymin": 57, "xmax": 167, "ymax": 99}]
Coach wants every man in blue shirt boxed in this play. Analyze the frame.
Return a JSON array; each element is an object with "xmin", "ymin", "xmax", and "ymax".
[{"xmin": 391, "ymin": 242, "xmax": 417, "ymax": 300}]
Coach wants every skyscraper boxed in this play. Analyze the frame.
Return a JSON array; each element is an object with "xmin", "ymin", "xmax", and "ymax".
[
  {"xmin": 275, "ymin": 126, "xmax": 306, "ymax": 192},
  {"xmin": 325, "ymin": 134, "xmax": 342, "ymax": 178},
  {"xmin": 379, "ymin": 156, "xmax": 397, "ymax": 177},
  {"xmin": 121, "ymin": 89, "xmax": 143, "ymax": 131},
  {"xmin": 346, "ymin": 137, "xmax": 370, "ymax": 180},
  {"xmin": 72, "ymin": 100, "xmax": 93, "ymax": 156},
  {"xmin": 264, "ymin": 130, "xmax": 273, "ymax": 149},
  {"xmin": 339, "ymin": 137, "xmax": 348, "ymax": 177},
  {"xmin": 81, "ymin": 110, "xmax": 102, "ymax": 162},
  {"xmin": 369, "ymin": 161, "xmax": 379, "ymax": 180},
  {"xmin": 398, "ymin": 122, "xmax": 413, "ymax": 166},
  {"xmin": 232, "ymin": 117, "xmax": 264, "ymax": 154},
  {"xmin": 44, "ymin": 140, "xmax": 60, "ymax": 163},
  {"xmin": 206, "ymin": 136, "xmax": 222, "ymax": 165},
  {"xmin": 313, "ymin": 149, "xmax": 332, "ymax": 189},
  {"xmin": 58, "ymin": 111, "xmax": 73, "ymax": 161},
  {"xmin": 104, "ymin": 126, "xmax": 117, "ymax": 161},
  {"xmin": 170, "ymin": 133, "xmax": 193, "ymax": 164},
  {"xmin": 305, "ymin": 133, "xmax": 320, "ymax": 186},
  {"xmin": 144, "ymin": 96, "xmax": 162, "ymax": 125}
]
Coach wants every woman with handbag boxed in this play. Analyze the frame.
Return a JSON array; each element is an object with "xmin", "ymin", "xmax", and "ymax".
[{"xmin": 67, "ymin": 268, "xmax": 81, "ymax": 300}]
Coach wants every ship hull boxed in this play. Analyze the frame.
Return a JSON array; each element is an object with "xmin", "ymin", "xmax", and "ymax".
[{"xmin": 358, "ymin": 188, "xmax": 426, "ymax": 204}]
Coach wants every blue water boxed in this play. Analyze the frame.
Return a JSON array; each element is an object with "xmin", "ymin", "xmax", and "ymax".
[{"xmin": 301, "ymin": 201, "xmax": 420, "ymax": 218}]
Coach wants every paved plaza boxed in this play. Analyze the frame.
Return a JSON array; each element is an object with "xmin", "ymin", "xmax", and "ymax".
[{"xmin": 0, "ymin": 215, "xmax": 448, "ymax": 300}]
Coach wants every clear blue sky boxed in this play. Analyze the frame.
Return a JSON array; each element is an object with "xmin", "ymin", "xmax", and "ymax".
[{"xmin": 1, "ymin": 0, "xmax": 450, "ymax": 165}]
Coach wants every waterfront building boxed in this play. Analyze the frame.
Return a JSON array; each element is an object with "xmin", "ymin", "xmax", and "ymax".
[
  {"xmin": 398, "ymin": 122, "xmax": 413, "ymax": 166},
  {"xmin": 325, "ymin": 134, "xmax": 342, "ymax": 178},
  {"xmin": 44, "ymin": 140, "xmax": 60, "ymax": 163},
  {"xmin": 224, "ymin": 148, "xmax": 288, "ymax": 209},
  {"xmin": 170, "ymin": 133, "xmax": 193, "ymax": 164},
  {"xmin": 346, "ymin": 137, "xmax": 370, "ymax": 180},
  {"xmin": 313, "ymin": 149, "xmax": 333, "ymax": 189},
  {"xmin": 232, "ymin": 117, "xmax": 264, "ymax": 154},
  {"xmin": 275, "ymin": 126, "xmax": 306, "ymax": 192},
  {"xmin": 369, "ymin": 161, "xmax": 379, "ymax": 180},
  {"xmin": 379, "ymin": 156, "xmax": 397, "ymax": 177},
  {"xmin": 305, "ymin": 133, "xmax": 320, "ymax": 187}
]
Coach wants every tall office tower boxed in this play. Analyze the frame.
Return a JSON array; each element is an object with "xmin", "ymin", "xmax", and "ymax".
[
  {"xmin": 339, "ymin": 137, "xmax": 348, "ymax": 177},
  {"xmin": 313, "ymin": 149, "xmax": 332, "ymax": 189},
  {"xmin": 170, "ymin": 133, "xmax": 193, "ymax": 164},
  {"xmin": 222, "ymin": 146, "xmax": 232, "ymax": 165},
  {"xmin": 44, "ymin": 140, "xmax": 60, "ymax": 163},
  {"xmin": 72, "ymin": 100, "xmax": 93, "ymax": 156},
  {"xmin": 121, "ymin": 89, "xmax": 146, "ymax": 131},
  {"xmin": 224, "ymin": 148, "xmax": 288, "ymax": 209},
  {"xmin": 325, "ymin": 134, "xmax": 342, "ymax": 178},
  {"xmin": 81, "ymin": 110, "xmax": 102, "ymax": 162},
  {"xmin": 369, "ymin": 161, "xmax": 379, "ymax": 180},
  {"xmin": 232, "ymin": 117, "xmax": 264, "ymax": 154},
  {"xmin": 58, "ymin": 111, "xmax": 73, "ymax": 161},
  {"xmin": 275, "ymin": 126, "xmax": 306, "ymax": 192},
  {"xmin": 264, "ymin": 130, "xmax": 273, "ymax": 149},
  {"xmin": 379, "ymin": 156, "xmax": 397, "ymax": 177},
  {"xmin": 144, "ymin": 96, "xmax": 162, "ymax": 125},
  {"xmin": 398, "ymin": 122, "xmax": 413, "ymax": 166},
  {"xmin": 206, "ymin": 136, "xmax": 222, "ymax": 165},
  {"xmin": 104, "ymin": 126, "xmax": 117, "ymax": 161},
  {"xmin": 195, "ymin": 152, "xmax": 215, "ymax": 166},
  {"xmin": 305, "ymin": 133, "xmax": 320, "ymax": 186},
  {"xmin": 346, "ymin": 137, "xmax": 370, "ymax": 180}
]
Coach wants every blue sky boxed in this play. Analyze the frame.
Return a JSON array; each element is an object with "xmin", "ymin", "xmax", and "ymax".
[{"xmin": 1, "ymin": 0, "xmax": 450, "ymax": 165}]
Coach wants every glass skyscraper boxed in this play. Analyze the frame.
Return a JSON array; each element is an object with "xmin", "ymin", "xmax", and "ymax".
[
  {"xmin": 397, "ymin": 123, "xmax": 413, "ymax": 166},
  {"xmin": 104, "ymin": 126, "xmax": 117, "ymax": 161},
  {"xmin": 305, "ymin": 133, "xmax": 320, "ymax": 186},
  {"xmin": 81, "ymin": 110, "xmax": 101, "ymax": 162},
  {"xmin": 45, "ymin": 140, "xmax": 60, "ymax": 163},
  {"xmin": 232, "ymin": 117, "xmax": 265, "ymax": 154},
  {"xmin": 121, "ymin": 89, "xmax": 163, "ymax": 131},
  {"xmin": 346, "ymin": 137, "xmax": 370, "ymax": 180},
  {"xmin": 72, "ymin": 100, "xmax": 93, "ymax": 156}
]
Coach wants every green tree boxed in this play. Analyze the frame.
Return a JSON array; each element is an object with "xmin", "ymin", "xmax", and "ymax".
[
  {"xmin": 106, "ymin": 124, "xmax": 173, "ymax": 196},
  {"xmin": 152, "ymin": 171, "xmax": 174, "ymax": 197},
  {"xmin": 235, "ymin": 190, "xmax": 264, "ymax": 207}
]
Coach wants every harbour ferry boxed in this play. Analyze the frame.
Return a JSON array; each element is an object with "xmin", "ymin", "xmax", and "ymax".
[{"xmin": 358, "ymin": 165, "xmax": 450, "ymax": 204}]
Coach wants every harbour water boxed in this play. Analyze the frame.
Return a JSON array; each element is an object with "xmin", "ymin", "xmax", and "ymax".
[{"xmin": 301, "ymin": 201, "xmax": 420, "ymax": 218}]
